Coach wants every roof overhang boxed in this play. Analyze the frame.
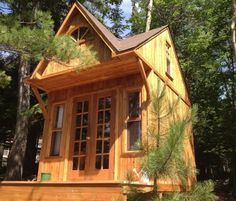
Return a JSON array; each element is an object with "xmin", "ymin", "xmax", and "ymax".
[{"xmin": 26, "ymin": 51, "xmax": 152, "ymax": 92}]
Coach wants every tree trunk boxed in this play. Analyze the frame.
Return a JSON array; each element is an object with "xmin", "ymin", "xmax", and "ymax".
[
  {"xmin": 232, "ymin": 0, "xmax": 236, "ymax": 58},
  {"xmin": 232, "ymin": 156, "xmax": 236, "ymax": 198},
  {"xmin": 23, "ymin": 126, "xmax": 40, "ymax": 180},
  {"xmin": 0, "ymin": 143, "xmax": 4, "ymax": 168},
  {"xmin": 4, "ymin": 58, "xmax": 30, "ymax": 181},
  {"xmin": 231, "ymin": 2, "xmax": 236, "ymax": 197},
  {"xmin": 145, "ymin": 0, "xmax": 153, "ymax": 32}
]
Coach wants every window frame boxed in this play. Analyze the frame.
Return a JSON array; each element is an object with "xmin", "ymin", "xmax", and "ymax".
[
  {"xmin": 94, "ymin": 95, "xmax": 113, "ymax": 170},
  {"xmin": 70, "ymin": 97, "xmax": 90, "ymax": 171},
  {"xmin": 69, "ymin": 26, "xmax": 94, "ymax": 45},
  {"xmin": 48, "ymin": 103, "xmax": 65, "ymax": 157},
  {"xmin": 125, "ymin": 88, "xmax": 143, "ymax": 153},
  {"xmin": 165, "ymin": 42, "xmax": 173, "ymax": 81}
]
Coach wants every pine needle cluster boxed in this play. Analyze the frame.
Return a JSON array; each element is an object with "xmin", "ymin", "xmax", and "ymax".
[{"xmin": 0, "ymin": 9, "xmax": 96, "ymax": 67}]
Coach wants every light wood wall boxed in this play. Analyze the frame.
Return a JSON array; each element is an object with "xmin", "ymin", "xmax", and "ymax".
[
  {"xmin": 38, "ymin": 74, "xmax": 145, "ymax": 182},
  {"xmin": 137, "ymin": 29, "xmax": 189, "ymax": 102}
]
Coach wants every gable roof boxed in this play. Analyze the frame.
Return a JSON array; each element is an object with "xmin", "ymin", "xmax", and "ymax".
[{"xmin": 59, "ymin": 2, "xmax": 167, "ymax": 53}]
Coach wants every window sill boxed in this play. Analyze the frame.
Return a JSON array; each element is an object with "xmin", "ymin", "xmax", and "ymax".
[
  {"xmin": 45, "ymin": 156, "xmax": 63, "ymax": 160},
  {"xmin": 121, "ymin": 151, "xmax": 143, "ymax": 157},
  {"xmin": 165, "ymin": 72, "xmax": 173, "ymax": 81}
]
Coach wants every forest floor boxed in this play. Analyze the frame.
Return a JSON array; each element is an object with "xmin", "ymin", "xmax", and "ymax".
[
  {"xmin": 215, "ymin": 179, "xmax": 235, "ymax": 201},
  {"xmin": 217, "ymin": 194, "xmax": 235, "ymax": 201}
]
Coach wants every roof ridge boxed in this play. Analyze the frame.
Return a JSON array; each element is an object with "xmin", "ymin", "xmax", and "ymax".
[{"xmin": 76, "ymin": 1, "xmax": 168, "ymax": 52}]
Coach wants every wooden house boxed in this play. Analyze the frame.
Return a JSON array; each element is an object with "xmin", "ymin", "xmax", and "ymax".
[{"xmin": 0, "ymin": 2, "xmax": 196, "ymax": 201}]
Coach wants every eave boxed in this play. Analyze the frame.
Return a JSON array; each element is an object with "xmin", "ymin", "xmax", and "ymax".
[{"xmin": 26, "ymin": 51, "xmax": 151, "ymax": 92}]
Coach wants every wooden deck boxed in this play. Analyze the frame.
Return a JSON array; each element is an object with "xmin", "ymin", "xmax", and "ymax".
[{"xmin": 0, "ymin": 181, "xmax": 127, "ymax": 201}]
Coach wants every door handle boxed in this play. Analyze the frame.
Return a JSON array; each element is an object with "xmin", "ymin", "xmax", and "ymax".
[{"xmin": 86, "ymin": 136, "xmax": 91, "ymax": 140}]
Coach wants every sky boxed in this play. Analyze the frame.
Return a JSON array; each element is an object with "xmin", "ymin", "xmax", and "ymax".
[
  {"xmin": 121, "ymin": 0, "xmax": 132, "ymax": 20},
  {"xmin": 110, "ymin": 0, "xmax": 132, "ymax": 37}
]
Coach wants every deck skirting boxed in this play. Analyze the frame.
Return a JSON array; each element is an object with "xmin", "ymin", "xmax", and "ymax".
[{"xmin": 0, "ymin": 181, "xmax": 128, "ymax": 201}]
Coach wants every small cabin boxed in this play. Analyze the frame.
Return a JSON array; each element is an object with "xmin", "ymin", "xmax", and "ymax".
[{"xmin": 0, "ymin": 2, "xmax": 196, "ymax": 201}]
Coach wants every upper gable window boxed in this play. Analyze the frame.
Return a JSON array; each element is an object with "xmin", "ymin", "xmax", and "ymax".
[
  {"xmin": 70, "ymin": 27, "xmax": 94, "ymax": 44},
  {"xmin": 166, "ymin": 42, "xmax": 173, "ymax": 80}
]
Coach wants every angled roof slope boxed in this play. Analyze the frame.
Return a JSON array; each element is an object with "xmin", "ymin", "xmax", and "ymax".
[{"xmin": 69, "ymin": 2, "xmax": 168, "ymax": 52}]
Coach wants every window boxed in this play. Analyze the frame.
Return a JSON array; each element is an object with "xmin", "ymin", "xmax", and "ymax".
[
  {"xmin": 50, "ymin": 105, "xmax": 64, "ymax": 156},
  {"xmin": 70, "ymin": 27, "xmax": 93, "ymax": 44},
  {"xmin": 127, "ymin": 91, "xmax": 142, "ymax": 151},
  {"xmin": 166, "ymin": 42, "xmax": 172, "ymax": 79}
]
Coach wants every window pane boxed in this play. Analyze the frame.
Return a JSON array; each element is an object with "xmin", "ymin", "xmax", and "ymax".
[
  {"xmin": 95, "ymin": 155, "xmax": 102, "ymax": 169},
  {"xmin": 71, "ymin": 29, "xmax": 79, "ymax": 41},
  {"xmin": 103, "ymin": 155, "xmax": 109, "ymax": 169},
  {"xmin": 75, "ymin": 128, "xmax": 81, "ymax": 141},
  {"xmin": 73, "ymin": 157, "xmax": 78, "ymax": 170},
  {"xmin": 105, "ymin": 110, "xmax": 110, "ymax": 123},
  {"xmin": 83, "ymin": 101, "xmax": 89, "ymax": 112},
  {"xmin": 79, "ymin": 157, "xmax": 86, "ymax": 170},
  {"xmin": 50, "ymin": 131, "xmax": 61, "ymax": 156},
  {"xmin": 77, "ymin": 102, "xmax": 82, "ymax": 113},
  {"xmin": 104, "ymin": 123, "xmax": 110, "ymax": 138},
  {"xmin": 128, "ymin": 92, "xmax": 140, "ymax": 118},
  {"xmin": 167, "ymin": 58, "xmax": 171, "ymax": 74},
  {"xmin": 127, "ymin": 121, "xmax": 141, "ymax": 151},
  {"xmin": 73, "ymin": 143, "xmax": 79, "ymax": 155},
  {"xmin": 80, "ymin": 142, "xmax": 87, "ymax": 155},
  {"xmin": 104, "ymin": 140, "xmax": 110, "ymax": 153},
  {"xmin": 98, "ymin": 98, "xmax": 104, "ymax": 110},
  {"xmin": 54, "ymin": 106, "xmax": 64, "ymax": 129},
  {"xmin": 97, "ymin": 125, "xmax": 103, "ymax": 138},
  {"xmin": 97, "ymin": 111, "xmax": 103, "ymax": 124},
  {"xmin": 76, "ymin": 115, "xmax": 81, "ymax": 127},
  {"xmin": 105, "ymin": 97, "xmax": 111, "ymax": 108},
  {"xmin": 96, "ymin": 140, "xmax": 102, "ymax": 154},
  {"xmin": 82, "ymin": 114, "xmax": 88, "ymax": 125},
  {"xmin": 81, "ymin": 127, "xmax": 87, "ymax": 140}
]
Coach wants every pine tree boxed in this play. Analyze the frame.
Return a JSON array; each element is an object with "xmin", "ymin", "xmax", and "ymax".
[
  {"xmin": 128, "ymin": 80, "xmax": 217, "ymax": 201},
  {"xmin": 129, "ymin": 0, "xmax": 146, "ymax": 35},
  {"xmin": 0, "ymin": 1, "xmax": 94, "ymax": 180},
  {"xmin": 109, "ymin": 1, "xmax": 127, "ymax": 38}
]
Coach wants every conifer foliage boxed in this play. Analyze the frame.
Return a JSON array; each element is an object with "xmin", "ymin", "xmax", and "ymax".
[
  {"xmin": 0, "ymin": 0, "xmax": 95, "ymax": 180},
  {"xmin": 128, "ymin": 80, "xmax": 217, "ymax": 201}
]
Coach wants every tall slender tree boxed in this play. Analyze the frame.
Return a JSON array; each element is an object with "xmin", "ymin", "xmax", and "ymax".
[{"xmin": 145, "ymin": 0, "xmax": 153, "ymax": 32}]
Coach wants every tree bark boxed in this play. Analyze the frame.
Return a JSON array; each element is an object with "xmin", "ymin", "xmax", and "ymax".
[
  {"xmin": 145, "ymin": 0, "xmax": 153, "ymax": 32},
  {"xmin": 0, "ymin": 143, "xmax": 4, "ymax": 168},
  {"xmin": 232, "ymin": 0, "xmax": 236, "ymax": 59},
  {"xmin": 23, "ymin": 124, "xmax": 40, "ymax": 180},
  {"xmin": 231, "ymin": 1, "xmax": 236, "ymax": 197},
  {"xmin": 4, "ymin": 58, "xmax": 30, "ymax": 181}
]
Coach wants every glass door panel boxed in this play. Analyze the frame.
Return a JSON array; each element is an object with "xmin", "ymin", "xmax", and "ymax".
[
  {"xmin": 95, "ymin": 96, "xmax": 111, "ymax": 170},
  {"xmin": 72, "ymin": 100, "xmax": 89, "ymax": 171}
]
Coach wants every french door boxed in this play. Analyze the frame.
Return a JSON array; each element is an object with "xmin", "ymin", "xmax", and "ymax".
[{"xmin": 68, "ymin": 92, "xmax": 115, "ymax": 180}]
